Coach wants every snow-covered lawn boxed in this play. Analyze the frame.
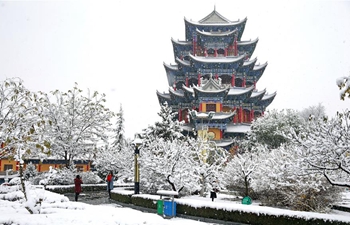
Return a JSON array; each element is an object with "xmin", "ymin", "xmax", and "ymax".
[{"xmin": 1, "ymin": 186, "xmax": 350, "ymax": 225}]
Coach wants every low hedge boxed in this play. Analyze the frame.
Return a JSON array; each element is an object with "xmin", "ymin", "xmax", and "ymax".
[
  {"xmin": 45, "ymin": 185, "xmax": 350, "ymax": 225},
  {"xmin": 177, "ymin": 204, "xmax": 349, "ymax": 225}
]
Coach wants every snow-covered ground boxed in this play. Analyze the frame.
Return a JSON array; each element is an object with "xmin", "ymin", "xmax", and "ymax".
[{"xmin": 1, "ymin": 185, "xmax": 350, "ymax": 225}]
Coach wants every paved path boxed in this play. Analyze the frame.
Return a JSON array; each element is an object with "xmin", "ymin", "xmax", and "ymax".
[{"xmin": 63, "ymin": 191, "xmax": 247, "ymax": 225}]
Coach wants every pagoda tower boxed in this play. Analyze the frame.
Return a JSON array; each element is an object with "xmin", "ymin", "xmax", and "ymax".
[{"xmin": 156, "ymin": 8, "xmax": 276, "ymax": 150}]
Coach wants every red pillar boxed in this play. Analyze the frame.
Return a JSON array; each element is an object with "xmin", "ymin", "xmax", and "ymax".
[
  {"xmin": 214, "ymin": 49, "xmax": 217, "ymax": 57},
  {"xmin": 254, "ymin": 81, "xmax": 256, "ymax": 89},
  {"xmin": 173, "ymin": 81, "xmax": 176, "ymax": 91},
  {"xmin": 239, "ymin": 107, "xmax": 243, "ymax": 123},
  {"xmin": 16, "ymin": 162, "xmax": 19, "ymax": 171},
  {"xmin": 231, "ymin": 73, "xmax": 235, "ymax": 87},
  {"xmin": 204, "ymin": 48, "xmax": 208, "ymax": 57},
  {"xmin": 215, "ymin": 74, "xmax": 219, "ymax": 80},
  {"xmin": 224, "ymin": 48, "xmax": 227, "ymax": 57},
  {"xmin": 186, "ymin": 76, "xmax": 189, "ymax": 87},
  {"xmin": 38, "ymin": 164, "xmax": 41, "ymax": 172},
  {"xmin": 242, "ymin": 78, "xmax": 246, "ymax": 87},
  {"xmin": 199, "ymin": 103, "xmax": 203, "ymax": 112},
  {"xmin": 198, "ymin": 73, "xmax": 201, "ymax": 86},
  {"xmin": 220, "ymin": 103, "xmax": 223, "ymax": 112},
  {"xmin": 178, "ymin": 109, "xmax": 182, "ymax": 121}
]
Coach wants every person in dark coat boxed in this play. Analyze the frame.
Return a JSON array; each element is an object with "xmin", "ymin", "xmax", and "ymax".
[
  {"xmin": 210, "ymin": 189, "xmax": 217, "ymax": 202},
  {"xmin": 74, "ymin": 175, "xmax": 83, "ymax": 201},
  {"xmin": 106, "ymin": 171, "xmax": 114, "ymax": 199},
  {"xmin": 210, "ymin": 181, "xmax": 218, "ymax": 202}
]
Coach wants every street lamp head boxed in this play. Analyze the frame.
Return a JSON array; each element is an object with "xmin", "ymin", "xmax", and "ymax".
[{"xmin": 132, "ymin": 133, "xmax": 143, "ymax": 147}]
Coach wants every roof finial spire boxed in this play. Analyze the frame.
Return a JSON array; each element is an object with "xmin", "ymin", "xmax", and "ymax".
[{"xmin": 214, "ymin": 5, "xmax": 216, "ymax": 11}]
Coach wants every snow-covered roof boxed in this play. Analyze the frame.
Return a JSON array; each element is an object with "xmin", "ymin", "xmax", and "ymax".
[
  {"xmin": 262, "ymin": 91, "xmax": 277, "ymax": 100},
  {"xmin": 250, "ymin": 89, "xmax": 266, "ymax": 98},
  {"xmin": 175, "ymin": 57, "xmax": 191, "ymax": 66},
  {"xmin": 169, "ymin": 87, "xmax": 184, "ymax": 97},
  {"xmin": 184, "ymin": 9, "xmax": 247, "ymax": 26},
  {"xmin": 196, "ymin": 28, "xmax": 237, "ymax": 37},
  {"xmin": 227, "ymin": 86, "xmax": 254, "ymax": 95},
  {"xmin": 238, "ymin": 38, "xmax": 259, "ymax": 46},
  {"xmin": 156, "ymin": 90, "xmax": 171, "ymax": 100},
  {"xmin": 243, "ymin": 57, "xmax": 257, "ymax": 66},
  {"xmin": 190, "ymin": 54, "xmax": 245, "ymax": 63},
  {"xmin": 195, "ymin": 112, "xmax": 235, "ymax": 120},
  {"xmin": 215, "ymin": 139, "xmax": 235, "ymax": 147},
  {"xmin": 226, "ymin": 123, "xmax": 251, "ymax": 133},
  {"xmin": 182, "ymin": 85, "xmax": 194, "ymax": 94},
  {"xmin": 254, "ymin": 62, "xmax": 268, "ymax": 70},
  {"xmin": 163, "ymin": 62, "xmax": 179, "ymax": 70},
  {"xmin": 171, "ymin": 38, "xmax": 191, "ymax": 45}
]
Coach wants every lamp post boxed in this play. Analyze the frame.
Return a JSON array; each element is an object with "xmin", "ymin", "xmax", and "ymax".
[{"xmin": 132, "ymin": 135, "xmax": 142, "ymax": 194}]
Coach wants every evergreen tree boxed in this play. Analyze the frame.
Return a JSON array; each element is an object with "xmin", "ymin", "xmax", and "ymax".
[
  {"xmin": 111, "ymin": 104, "xmax": 125, "ymax": 152},
  {"xmin": 143, "ymin": 101, "xmax": 183, "ymax": 142}
]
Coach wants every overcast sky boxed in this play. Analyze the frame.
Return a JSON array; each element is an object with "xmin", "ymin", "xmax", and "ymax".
[{"xmin": 1, "ymin": 0, "xmax": 350, "ymax": 138}]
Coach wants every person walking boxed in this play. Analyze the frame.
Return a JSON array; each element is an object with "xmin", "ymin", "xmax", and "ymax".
[
  {"xmin": 210, "ymin": 181, "xmax": 218, "ymax": 202},
  {"xmin": 74, "ymin": 175, "xmax": 83, "ymax": 202},
  {"xmin": 106, "ymin": 171, "xmax": 114, "ymax": 199}
]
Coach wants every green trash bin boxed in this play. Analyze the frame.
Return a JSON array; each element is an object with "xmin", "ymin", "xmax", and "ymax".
[
  {"xmin": 242, "ymin": 196, "xmax": 252, "ymax": 205},
  {"xmin": 157, "ymin": 199, "xmax": 164, "ymax": 215}
]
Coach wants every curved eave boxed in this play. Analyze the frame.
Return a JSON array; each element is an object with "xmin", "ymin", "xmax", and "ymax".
[
  {"xmin": 169, "ymin": 87, "xmax": 185, "ymax": 98},
  {"xmin": 189, "ymin": 54, "xmax": 246, "ymax": 64},
  {"xmin": 175, "ymin": 57, "xmax": 191, "ymax": 67},
  {"xmin": 238, "ymin": 38, "xmax": 259, "ymax": 46},
  {"xmin": 171, "ymin": 37, "xmax": 192, "ymax": 46},
  {"xmin": 196, "ymin": 28, "xmax": 237, "ymax": 37},
  {"xmin": 215, "ymin": 139, "xmax": 234, "ymax": 147},
  {"xmin": 243, "ymin": 57, "xmax": 257, "ymax": 67},
  {"xmin": 250, "ymin": 89, "xmax": 266, "ymax": 98},
  {"xmin": 185, "ymin": 16, "xmax": 247, "ymax": 27},
  {"xmin": 257, "ymin": 92, "xmax": 277, "ymax": 107},
  {"xmin": 254, "ymin": 62, "xmax": 268, "ymax": 71},
  {"xmin": 227, "ymin": 86, "xmax": 255, "ymax": 96},
  {"xmin": 163, "ymin": 62, "xmax": 179, "ymax": 72},
  {"xmin": 193, "ymin": 85, "xmax": 229, "ymax": 95},
  {"xmin": 182, "ymin": 85, "xmax": 194, "ymax": 94},
  {"xmin": 247, "ymin": 89, "xmax": 266, "ymax": 103},
  {"xmin": 212, "ymin": 112, "xmax": 236, "ymax": 120},
  {"xmin": 226, "ymin": 123, "xmax": 251, "ymax": 133},
  {"xmin": 156, "ymin": 91, "xmax": 172, "ymax": 104}
]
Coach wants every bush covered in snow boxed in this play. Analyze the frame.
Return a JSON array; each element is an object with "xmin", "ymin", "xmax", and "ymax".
[{"xmin": 28, "ymin": 167, "xmax": 103, "ymax": 186}]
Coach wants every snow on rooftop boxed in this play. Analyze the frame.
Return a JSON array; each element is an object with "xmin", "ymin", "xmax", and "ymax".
[{"xmin": 226, "ymin": 124, "xmax": 251, "ymax": 133}]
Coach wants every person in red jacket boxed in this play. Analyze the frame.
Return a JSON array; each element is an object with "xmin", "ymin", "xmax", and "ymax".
[
  {"xmin": 74, "ymin": 175, "xmax": 83, "ymax": 201},
  {"xmin": 106, "ymin": 171, "xmax": 114, "ymax": 199}
]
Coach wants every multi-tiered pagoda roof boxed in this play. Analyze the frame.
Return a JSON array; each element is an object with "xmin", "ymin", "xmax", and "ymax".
[{"xmin": 156, "ymin": 8, "xmax": 276, "ymax": 150}]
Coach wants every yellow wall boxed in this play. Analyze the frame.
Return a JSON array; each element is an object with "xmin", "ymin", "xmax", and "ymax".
[
  {"xmin": 0, "ymin": 159, "xmax": 91, "ymax": 172},
  {"xmin": 0, "ymin": 159, "xmax": 17, "ymax": 171},
  {"xmin": 202, "ymin": 102, "xmax": 221, "ymax": 112}
]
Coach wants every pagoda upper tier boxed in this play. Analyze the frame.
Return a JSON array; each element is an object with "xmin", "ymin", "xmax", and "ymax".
[{"xmin": 156, "ymin": 8, "xmax": 276, "ymax": 149}]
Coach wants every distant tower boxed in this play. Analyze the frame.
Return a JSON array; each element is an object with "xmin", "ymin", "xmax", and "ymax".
[{"xmin": 156, "ymin": 8, "xmax": 276, "ymax": 151}]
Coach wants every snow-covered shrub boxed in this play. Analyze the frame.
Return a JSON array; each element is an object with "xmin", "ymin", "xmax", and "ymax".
[
  {"xmin": 251, "ymin": 144, "xmax": 341, "ymax": 212},
  {"xmin": 32, "ymin": 167, "xmax": 102, "ymax": 185},
  {"xmin": 81, "ymin": 171, "xmax": 103, "ymax": 184},
  {"xmin": 23, "ymin": 162, "xmax": 38, "ymax": 180}
]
